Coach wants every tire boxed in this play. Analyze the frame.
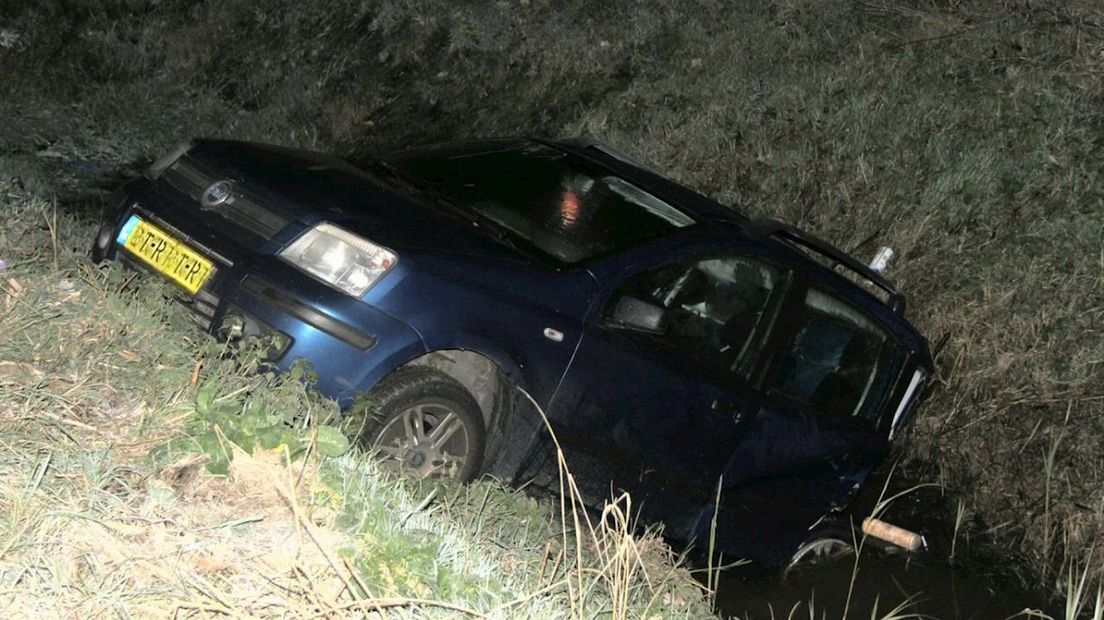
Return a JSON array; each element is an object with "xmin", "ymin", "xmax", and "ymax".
[
  {"xmin": 786, "ymin": 534, "xmax": 854, "ymax": 571},
  {"xmin": 347, "ymin": 366, "xmax": 486, "ymax": 483}
]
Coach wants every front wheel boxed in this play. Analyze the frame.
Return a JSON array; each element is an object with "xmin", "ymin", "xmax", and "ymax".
[{"xmin": 348, "ymin": 367, "xmax": 486, "ymax": 482}]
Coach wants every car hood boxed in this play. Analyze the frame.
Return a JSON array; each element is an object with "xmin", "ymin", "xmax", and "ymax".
[{"xmin": 186, "ymin": 140, "xmax": 542, "ymax": 265}]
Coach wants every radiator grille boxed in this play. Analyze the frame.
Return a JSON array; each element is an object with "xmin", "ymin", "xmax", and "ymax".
[{"xmin": 162, "ymin": 157, "xmax": 292, "ymax": 239}]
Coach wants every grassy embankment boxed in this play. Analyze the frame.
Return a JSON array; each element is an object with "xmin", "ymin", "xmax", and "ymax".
[
  {"xmin": 0, "ymin": 191, "xmax": 711, "ymax": 617},
  {"xmin": 2, "ymin": 0, "xmax": 1103, "ymax": 615}
]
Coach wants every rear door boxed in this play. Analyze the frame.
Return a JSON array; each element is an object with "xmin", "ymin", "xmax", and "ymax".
[
  {"xmin": 745, "ymin": 285, "xmax": 911, "ymax": 482},
  {"xmin": 709, "ymin": 283, "xmax": 912, "ymax": 563}
]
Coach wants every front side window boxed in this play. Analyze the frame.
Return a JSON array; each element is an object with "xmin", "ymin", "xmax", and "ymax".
[
  {"xmin": 609, "ymin": 254, "xmax": 786, "ymax": 373},
  {"xmin": 772, "ymin": 289, "xmax": 905, "ymax": 424}
]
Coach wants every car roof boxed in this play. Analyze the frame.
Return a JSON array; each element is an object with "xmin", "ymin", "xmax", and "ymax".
[
  {"xmin": 553, "ymin": 140, "xmax": 906, "ymax": 308},
  {"xmin": 386, "ymin": 137, "xmax": 927, "ymax": 355},
  {"xmin": 713, "ymin": 220, "xmax": 929, "ymax": 358}
]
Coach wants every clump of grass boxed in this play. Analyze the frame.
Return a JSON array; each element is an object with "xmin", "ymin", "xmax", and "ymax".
[{"xmin": 1064, "ymin": 550, "xmax": 1103, "ymax": 620}]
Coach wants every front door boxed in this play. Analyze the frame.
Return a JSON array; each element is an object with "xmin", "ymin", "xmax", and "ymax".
[{"xmin": 544, "ymin": 251, "xmax": 791, "ymax": 540}]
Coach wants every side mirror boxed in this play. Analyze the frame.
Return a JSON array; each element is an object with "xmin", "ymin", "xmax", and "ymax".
[{"xmin": 608, "ymin": 296, "xmax": 667, "ymax": 334}]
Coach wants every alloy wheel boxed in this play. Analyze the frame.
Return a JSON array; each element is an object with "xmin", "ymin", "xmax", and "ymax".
[{"xmin": 372, "ymin": 401, "xmax": 471, "ymax": 480}]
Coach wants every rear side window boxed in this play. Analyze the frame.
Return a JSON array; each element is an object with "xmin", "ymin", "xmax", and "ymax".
[{"xmin": 772, "ymin": 289, "xmax": 905, "ymax": 424}]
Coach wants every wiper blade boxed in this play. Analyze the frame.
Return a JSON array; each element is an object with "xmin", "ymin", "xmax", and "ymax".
[
  {"xmin": 364, "ymin": 160, "xmax": 426, "ymax": 195},
  {"xmin": 364, "ymin": 161, "xmax": 540, "ymax": 260},
  {"xmin": 367, "ymin": 161, "xmax": 474, "ymax": 218}
]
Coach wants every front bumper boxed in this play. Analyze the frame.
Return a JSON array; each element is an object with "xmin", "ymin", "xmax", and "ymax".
[{"xmin": 94, "ymin": 182, "xmax": 426, "ymax": 407}]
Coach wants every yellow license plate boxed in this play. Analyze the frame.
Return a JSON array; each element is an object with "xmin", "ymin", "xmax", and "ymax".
[{"xmin": 119, "ymin": 215, "xmax": 214, "ymax": 294}]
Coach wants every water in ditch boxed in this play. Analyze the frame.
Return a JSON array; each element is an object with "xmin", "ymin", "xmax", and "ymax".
[{"xmin": 710, "ymin": 464, "xmax": 1059, "ymax": 619}]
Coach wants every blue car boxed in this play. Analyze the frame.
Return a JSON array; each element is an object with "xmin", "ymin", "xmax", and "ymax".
[{"xmin": 92, "ymin": 137, "xmax": 932, "ymax": 565}]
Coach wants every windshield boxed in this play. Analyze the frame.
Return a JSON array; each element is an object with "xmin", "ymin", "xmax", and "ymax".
[{"xmin": 382, "ymin": 141, "xmax": 696, "ymax": 264}]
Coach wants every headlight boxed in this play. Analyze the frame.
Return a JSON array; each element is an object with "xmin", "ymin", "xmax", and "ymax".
[
  {"xmin": 280, "ymin": 223, "xmax": 397, "ymax": 297},
  {"xmin": 146, "ymin": 141, "xmax": 194, "ymax": 179}
]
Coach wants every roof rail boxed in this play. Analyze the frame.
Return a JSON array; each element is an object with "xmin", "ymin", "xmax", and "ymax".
[
  {"xmin": 556, "ymin": 137, "xmax": 651, "ymax": 169},
  {"xmin": 745, "ymin": 218, "xmax": 907, "ymax": 315}
]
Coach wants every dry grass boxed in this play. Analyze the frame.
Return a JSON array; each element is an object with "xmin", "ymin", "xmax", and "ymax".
[{"xmin": 0, "ymin": 446, "xmax": 350, "ymax": 617}]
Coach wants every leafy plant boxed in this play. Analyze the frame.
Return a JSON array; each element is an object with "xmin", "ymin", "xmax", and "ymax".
[{"xmin": 180, "ymin": 357, "xmax": 349, "ymax": 475}]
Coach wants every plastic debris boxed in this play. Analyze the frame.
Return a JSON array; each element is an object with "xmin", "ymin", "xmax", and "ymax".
[
  {"xmin": 869, "ymin": 246, "xmax": 894, "ymax": 275},
  {"xmin": 0, "ymin": 29, "xmax": 20, "ymax": 49},
  {"xmin": 862, "ymin": 517, "xmax": 926, "ymax": 551}
]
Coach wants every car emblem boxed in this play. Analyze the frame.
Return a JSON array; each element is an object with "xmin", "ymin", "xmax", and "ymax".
[{"xmin": 201, "ymin": 180, "xmax": 234, "ymax": 210}]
